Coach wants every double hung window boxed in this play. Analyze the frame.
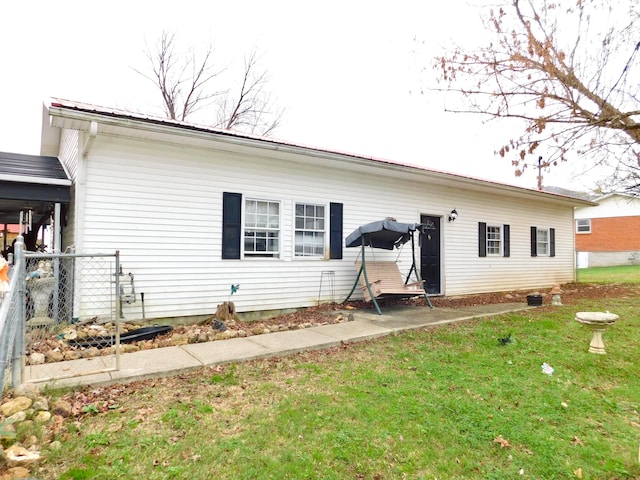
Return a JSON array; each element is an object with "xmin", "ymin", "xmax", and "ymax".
[
  {"xmin": 244, "ymin": 199, "xmax": 280, "ymax": 257},
  {"xmin": 295, "ymin": 203, "xmax": 325, "ymax": 257},
  {"xmin": 576, "ymin": 219, "xmax": 591, "ymax": 233}
]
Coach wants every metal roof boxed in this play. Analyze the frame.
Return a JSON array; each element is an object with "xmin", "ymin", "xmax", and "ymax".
[
  {"xmin": 0, "ymin": 151, "xmax": 71, "ymax": 225},
  {"xmin": 46, "ymin": 98, "xmax": 596, "ymax": 208},
  {"xmin": 0, "ymin": 151, "xmax": 71, "ymax": 184}
]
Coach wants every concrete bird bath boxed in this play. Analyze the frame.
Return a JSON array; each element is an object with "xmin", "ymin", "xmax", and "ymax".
[{"xmin": 575, "ymin": 311, "xmax": 619, "ymax": 354}]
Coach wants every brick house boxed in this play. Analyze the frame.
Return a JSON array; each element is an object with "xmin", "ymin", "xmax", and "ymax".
[{"xmin": 574, "ymin": 193, "xmax": 640, "ymax": 267}]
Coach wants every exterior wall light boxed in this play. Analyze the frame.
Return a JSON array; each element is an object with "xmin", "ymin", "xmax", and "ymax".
[{"xmin": 448, "ymin": 209, "xmax": 458, "ymax": 222}]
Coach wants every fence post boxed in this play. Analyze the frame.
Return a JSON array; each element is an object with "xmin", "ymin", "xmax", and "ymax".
[
  {"xmin": 115, "ymin": 250, "xmax": 121, "ymax": 371},
  {"xmin": 11, "ymin": 236, "xmax": 26, "ymax": 387}
]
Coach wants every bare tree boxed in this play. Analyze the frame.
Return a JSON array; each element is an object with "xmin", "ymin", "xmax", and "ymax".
[
  {"xmin": 136, "ymin": 32, "xmax": 283, "ymax": 136},
  {"xmin": 432, "ymin": 0, "xmax": 640, "ymax": 190},
  {"xmin": 214, "ymin": 48, "xmax": 284, "ymax": 136},
  {"xmin": 135, "ymin": 31, "xmax": 224, "ymax": 122}
]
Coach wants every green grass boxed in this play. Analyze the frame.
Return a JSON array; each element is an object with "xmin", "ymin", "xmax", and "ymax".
[
  {"xmin": 34, "ymin": 293, "xmax": 640, "ymax": 479},
  {"xmin": 577, "ymin": 264, "xmax": 640, "ymax": 283}
]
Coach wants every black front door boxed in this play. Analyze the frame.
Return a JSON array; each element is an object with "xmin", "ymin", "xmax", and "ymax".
[{"xmin": 420, "ymin": 215, "xmax": 441, "ymax": 294}]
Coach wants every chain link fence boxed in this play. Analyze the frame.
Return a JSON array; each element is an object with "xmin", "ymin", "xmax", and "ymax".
[
  {"xmin": 0, "ymin": 237, "xmax": 123, "ymax": 391},
  {"xmin": 24, "ymin": 251, "xmax": 121, "ymax": 368},
  {"xmin": 0, "ymin": 256, "xmax": 24, "ymax": 394}
]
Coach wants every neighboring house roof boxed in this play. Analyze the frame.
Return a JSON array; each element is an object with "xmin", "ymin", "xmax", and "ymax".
[
  {"xmin": 0, "ymin": 151, "xmax": 71, "ymax": 225},
  {"xmin": 44, "ymin": 97, "xmax": 595, "ymax": 208},
  {"xmin": 575, "ymin": 192, "xmax": 640, "ymax": 219}
]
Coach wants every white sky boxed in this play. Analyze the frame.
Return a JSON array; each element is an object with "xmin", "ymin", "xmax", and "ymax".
[{"xmin": 0, "ymin": 0, "xmax": 589, "ymax": 191}]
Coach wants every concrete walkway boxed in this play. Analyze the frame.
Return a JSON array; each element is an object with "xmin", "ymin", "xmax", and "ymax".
[{"xmin": 23, "ymin": 303, "xmax": 530, "ymax": 390}]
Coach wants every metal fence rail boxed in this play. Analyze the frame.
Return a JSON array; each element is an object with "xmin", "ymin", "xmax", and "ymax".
[{"xmin": 24, "ymin": 251, "xmax": 121, "ymax": 384}]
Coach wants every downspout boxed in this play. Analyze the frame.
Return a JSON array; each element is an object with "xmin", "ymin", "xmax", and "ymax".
[
  {"xmin": 82, "ymin": 120, "xmax": 98, "ymax": 160},
  {"xmin": 76, "ymin": 121, "xmax": 98, "ymax": 253},
  {"xmin": 73, "ymin": 121, "xmax": 98, "ymax": 321}
]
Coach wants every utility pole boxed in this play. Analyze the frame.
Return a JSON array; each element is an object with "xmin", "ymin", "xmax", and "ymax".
[{"xmin": 537, "ymin": 156, "xmax": 543, "ymax": 191}]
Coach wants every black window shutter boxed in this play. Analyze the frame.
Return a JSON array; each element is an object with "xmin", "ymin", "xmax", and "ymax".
[
  {"xmin": 222, "ymin": 192, "xmax": 242, "ymax": 259},
  {"xmin": 478, "ymin": 222, "xmax": 487, "ymax": 257},
  {"xmin": 549, "ymin": 228, "xmax": 556, "ymax": 257},
  {"xmin": 530, "ymin": 226, "xmax": 537, "ymax": 257},
  {"xmin": 329, "ymin": 202, "xmax": 343, "ymax": 259},
  {"xmin": 503, "ymin": 224, "xmax": 510, "ymax": 257}
]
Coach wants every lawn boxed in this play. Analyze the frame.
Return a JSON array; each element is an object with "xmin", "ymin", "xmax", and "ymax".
[
  {"xmin": 25, "ymin": 286, "xmax": 639, "ymax": 480},
  {"xmin": 577, "ymin": 264, "xmax": 640, "ymax": 284}
]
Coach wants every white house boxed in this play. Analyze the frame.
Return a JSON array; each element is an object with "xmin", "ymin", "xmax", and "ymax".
[{"xmin": 36, "ymin": 98, "xmax": 592, "ymax": 321}]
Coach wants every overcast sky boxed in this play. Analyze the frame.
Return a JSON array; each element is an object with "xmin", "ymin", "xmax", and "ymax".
[{"xmin": 1, "ymin": 0, "xmax": 588, "ymax": 191}]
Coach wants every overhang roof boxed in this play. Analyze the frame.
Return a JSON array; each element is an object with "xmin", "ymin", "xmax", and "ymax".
[
  {"xmin": 0, "ymin": 151, "xmax": 71, "ymax": 225},
  {"xmin": 44, "ymin": 98, "xmax": 597, "ymax": 208}
]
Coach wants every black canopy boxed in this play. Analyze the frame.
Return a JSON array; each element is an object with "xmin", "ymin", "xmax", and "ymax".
[{"xmin": 345, "ymin": 219, "xmax": 421, "ymax": 250}]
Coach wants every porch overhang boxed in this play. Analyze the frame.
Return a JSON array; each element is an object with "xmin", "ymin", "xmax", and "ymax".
[{"xmin": 0, "ymin": 151, "xmax": 71, "ymax": 225}]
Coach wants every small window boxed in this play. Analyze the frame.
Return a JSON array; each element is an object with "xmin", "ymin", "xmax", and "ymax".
[
  {"xmin": 536, "ymin": 228, "xmax": 549, "ymax": 256},
  {"xmin": 531, "ymin": 226, "xmax": 555, "ymax": 257},
  {"xmin": 478, "ymin": 223, "xmax": 509, "ymax": 257},
  {"xmin": 486, "ymin": 225, "xmax": 502, "ymax": 256},
  {"xmin": 244, "ymin": 199, "xmax": 280, "ymax": 257},
  {"xmin": 576, "ymin": 219, "xmax": 591, "ymax": 233},
  {"xmin": 295, "ymin": 203, "xmax": 326, "ymax": 257}
]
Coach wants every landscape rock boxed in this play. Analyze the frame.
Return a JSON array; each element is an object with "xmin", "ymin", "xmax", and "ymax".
[
  {"xmin": 63, "ymin": 350, "xmax": 82, "ymax": 361},
  {"xmin": 44, "ymin": 350, "xmax": 64, "ymax": 363},
  {"xmin": 48, "ymin": 440, "xmax": 62, "ymax": 451},
  {"xmin": 0, "ymin": 466, "xmax": 30, "ymax": 479},
  {"xmin": 4, "ymin": 445, "xmax": 40, "ymax": 468},
  {"xmin": 6, "ymin": 412, "xmax": 26, "ymax": 424},
  {"xmin": 51, "ymin": 399, "xmax": 72, "ymax": 418},
  {"xmin": 81, "ymin": 347, "xmax": 101, "ymax": 358},
  {"xmin": 28, "ymin": 352, "xmax": 45, "ymax": 365},
  {"xmin": 0, "ymin": 423, "xmax": 16, "ymax": 441},
  {"xmin": 12, "ymin": 385, "xmax": 40, "ymax": 400},
  {"xmin": 0, "ymin": 398, "xmax": 32, "ymax": 417},
  {"xmin": 33, "ymin": 411, "xmax": 51, "ymax": 423},
  {"xmin": 32, "ymin": 397, "xmax": 49, "ymax": 412}
]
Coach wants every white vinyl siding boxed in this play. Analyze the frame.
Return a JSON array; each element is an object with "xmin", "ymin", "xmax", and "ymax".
[{"xmin": 70, "ymin": 134, "xmax": 579, "ymax": 319}]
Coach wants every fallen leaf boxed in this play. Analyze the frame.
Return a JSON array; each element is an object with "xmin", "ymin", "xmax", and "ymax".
[
  {"xmin": 493, "ymin": 435, "xmax": 511, "ymax": 448},
  {"xmin": 574, "ymin": 467, "xmax": 583, "ymax": 478},
  {"xmin": 570, "ymin": 436, "xmax": 584, "ymax": 446}
]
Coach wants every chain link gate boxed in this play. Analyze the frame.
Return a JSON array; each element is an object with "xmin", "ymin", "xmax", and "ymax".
[{"xmin": 22, "ymin": 250, "xmax": 123, "ymax": 384}]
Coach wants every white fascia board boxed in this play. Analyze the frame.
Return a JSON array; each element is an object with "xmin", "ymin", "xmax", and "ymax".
[{"xmin": 0, "ymin": 174, "xmax": 72, "ymax": 186}]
